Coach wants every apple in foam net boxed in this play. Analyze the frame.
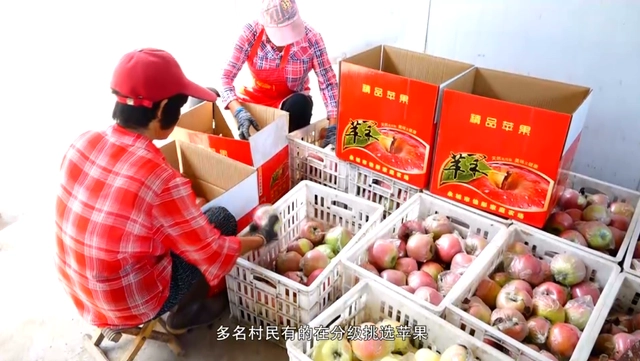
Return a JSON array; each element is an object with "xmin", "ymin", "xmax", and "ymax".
[
  {"xmin": 311, "ymin": 338, "xmax": 352, "ymax": 361},
  {"xmin": 533, "ymin": 282, "xmax": 570, "ymax": 306}
]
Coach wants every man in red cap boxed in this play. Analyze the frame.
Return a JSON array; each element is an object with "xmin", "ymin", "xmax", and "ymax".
[{"xmin": 55, "ymin": 48, "xmax": 278, "ymax": 334}]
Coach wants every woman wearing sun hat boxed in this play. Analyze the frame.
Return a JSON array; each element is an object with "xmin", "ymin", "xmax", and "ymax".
[{"xmin": 217, "ymin": 0, "xmax": 339, "ymax": 146}]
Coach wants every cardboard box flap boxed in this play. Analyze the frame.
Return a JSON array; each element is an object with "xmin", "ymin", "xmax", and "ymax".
[
  {"xmin": 449, "ymin": 68, "xmax": 592, "ymax": 114},
  {"xmin": 178, "ymin": 141, "xmax": 255, "ymax": 191},
  {"xmin": 158, "ymin": 139, "xmax": 180, "ymax": 170},
  {"xmin": 243, "ymin": 103, "xmax": 289, "ymax": 168},
  {"xmin": 177, "ymin": 102, "xmax": 215, "ymax": 134},
  {"xmin": 191, "ymin": 179, "xmax": 226, "ymax": 201}
]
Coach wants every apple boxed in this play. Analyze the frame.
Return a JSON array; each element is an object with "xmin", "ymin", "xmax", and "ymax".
[
  {"xmin": 395, "ymin": 257, "xmax": 419, "ymax": 275},
  {"xmin": 287, "ymin": 238, "xmax": 315, "ymax": 256},
  {"xmin": 381, "ymin": 269, "xmax": 407, "ymax": 287},
  {"xmin": 635, "ymin": 241, "xmax": 640, "ymax": 258},
  {"xmin": 420, "ymin": 262, "xmax": 444, "ymax": 280},
  {"xmin": 576, "ymin": 221, "xmax": 614, "ymax": 250},
  {"xmin": 507, "ymin": 254, "xmax": 546, "ymax": 286},
  {"xmin": 306, "ymin": 269, "xmax": 324, "ymax": 286},
  {"xmin": 314, "ymin": 244, "xmax": 336, "ymax": 259},
  {"xmin": 593, "ymin": 333, "xmax": 615, "ymax": 358},
  {"xmin": 496, "ymin": 287, "xmax": 533, "ymax": 316},
  {"xmin": 406, "ymin": 233, "xmax": 436, "ymax": 262},
  {"xmin": 533, "ymin": 282, "xmax": 570, "ymax": 306},
  {"xmin": 503, "ymin": 241, "xmax": 532, "ymax": 269},
  {"xmin": 546, "ymin": 322, "xmax": 581, "ymax": 359},
  {"xmin": 610, "ymin": 214, "xmax": 631, "ymax": 231},
  {"xmin": 527, "ymin": 316, "xmax": 551, "ymax": 344},
  {"xmin": 474, "ymin": 278, "xmax": 502, "ymax": 308},
  {"xmin": 368, "ymin": 239, "xmax": 399, "ymax": 270},
  {"xmin": 539, "ymin": 350, "xmax": 558, "ymax": 360},
  {"xmin": 300, "ymin": 249, "xmax": 330, "ymax": 277},
  {"xmin": 376, "ymin": 319, "xmax": 410, "ymax": 354},
  {"xmin": 397, "ymin": 220, "xmax": 426, "ymax": 242},
  {"xmin": 464, "ymin": 233, "xmax": 489, "ymax": 256},
  {"xmin": 533, "ymin": 295, "xmax": 565, "ymax": 324},
  {"xmin": 564, "ymin": 296, "xmax": 594, "ymax": 331},
  {"xmin": 491, "ymin": 308, "xmax": 528, "ymax": 341},
  {"xmin": 582, "ymin": 204, "xmax": 611, "ymax": 224},
  {"xmin": 609, "ymin": 226, "xmax": 626, "ymax": 251},
  {"xmin": 299, "ymin": 219, "xmax": 325, "ymax": 245},
  {"xmin": 587, "ymin": 193, "xmax": 610, "ymax": 207},
  {"xmin": 397, "ymin": 240, "xmax": 407, "ymax": 257},
  {"xmin": 610, "ymin": 201, "xmax": 635, "ymax": 220},
  {"xmin": 503, "ymin": 279, "xmax": 534, "ymax": 297},
  {"xmin": 544, "ymin": 211, "xmax": 574, "ymax": 236},
  {"xmin": 276, "ymin": 251, "xmax": 303, "ymax": 274},
  {"xmin": 312, "ymin": 339, "xmax": 352, "ymax": 361},
  {"xmin": 526, "ymin": 344, "xmax": 540, "ymax": 351},
  {"xmin": 440, "ymin": 345, "xmax": 472, "ymax": 361},
  {"xmin": 570, "ymin": 281, "xmax": 600, "ymax": 304},
  {"xmin": 324, "ymin": 226, "xmax": 353, "ymax": 253},
  {"xmin": 422, "ymin": 214, "xmax": 455, "ymax": 240},
  {"xmin": 613, "ymin": 332, "xmax": 640, "ymax": 360},
  {"xmin": 438, "ymin": 271, "xmax": 461, "ymax": 295},
  {"xmin": 565, "ymin": 208, "xmax": 583, "ymax": 222},
  {"xmin": 558, "ymin": 188, "xmax": 587, "ymax": 210},
  {"xmin": 550, "ymin": 253, "xmax": 586, "ymax": 286},
  {"xmin": 462, "ymin": 296, "xmax": 491, "ymax": 324},
  {"xmin": 350, "ymin": 323, "xmax": 394, "ymax": 361},
  {"xmin": 558, "ymin": 230, "xmax": 588, "ymax": 247},
  {"xmin": 414, "ymin": 286, "xmax": 443, "ymax": 306},
  {"xmin": 490, "ymin": 272, "xmax": 511, "ymax": 287},
  {"xmin": 283, "ymin": 271, "xmax": 305, "ymax": 284},
  {"xmin": 361, "ymin": 262, "xmax": 379, "ymax": 276},
  {"xmin": 407, "ymin": 270, "xmax": 437, "ymax": 290},
  {"xmin": 414, "ymin": 348, "xmax": 440, "ymax": 361},
  {"xmin": 400, "ymin": 285, "xmax": 415, "ymax": 294},
  {"xmin": 435, "ymin": 233, "xmax": 464, "ymax": 264},
  {"xmin": 450, "ymin": 253, "xmax": 476, "ymax": 274}
]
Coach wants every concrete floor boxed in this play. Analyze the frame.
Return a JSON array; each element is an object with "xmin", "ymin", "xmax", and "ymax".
[{"xmin": 0, "ymin": 211, "xmax": 288, "ymax": 361}]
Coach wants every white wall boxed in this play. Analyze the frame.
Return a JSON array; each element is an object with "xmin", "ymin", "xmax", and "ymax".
[
  {"xmin": 0, "ymin": 0, "xmax": 429, "ymax": 215},
  {"xmin": 425, "ymin": 0, "xmax": 640, "ymax": 190}
]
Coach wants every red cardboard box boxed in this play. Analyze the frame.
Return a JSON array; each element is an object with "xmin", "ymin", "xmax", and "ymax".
[
  {"xmin": 335, "ymin": 45, "xmax": 474, "ymax": 189},
  {"xmin": 429, "ymin": 67, "xmax": 593, "ymax": 227},
  {"xmin": 171, "ymin": 101, "xmax": 290, "ymax": 206}
]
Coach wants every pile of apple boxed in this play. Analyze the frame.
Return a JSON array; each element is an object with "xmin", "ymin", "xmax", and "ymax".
[
  {"xmin": 274, "ymin": 219, "xmax": 353, "ymax": 286},
  {"xmin": 590, "ymin": 309, "xmax": 640, "ymax": 360},
  {"xmin": 544, "ymin": 188, "xmax": 635, "ymax": 256},
  {"xmin": 466, "ymin": 241, "xmax": 600, "ymax": 360},
  {"xmin": 312, "ymin": 319, "xmax": 479, "ymax": 361},
  {"xmin": 359, "ymin": 214, "xmax": 490, "ymax": 306}
]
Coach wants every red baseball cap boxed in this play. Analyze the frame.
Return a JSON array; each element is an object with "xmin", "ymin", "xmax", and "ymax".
[{"xmin": 111, "ymin": 48, "xmax": 218, "ymax": 107}]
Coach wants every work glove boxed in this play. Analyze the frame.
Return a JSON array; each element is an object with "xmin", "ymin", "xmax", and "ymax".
[
  {"xmin": 234, "ymin": 106, "xmax": 261, "ymax": 140},
  {"xmin": 248, "ymin": 213, "xmax": 281, "ymax": 245},
  {"xmin": 321, "ymin": 124, "xmax": 337, "ymax": 148}
]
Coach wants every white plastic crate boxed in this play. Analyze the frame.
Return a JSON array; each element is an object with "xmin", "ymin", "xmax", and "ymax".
[
  {"xmin": 624, "ymin": 237, "xmax": 640, "ymax": 279},
  {"xmin": 347, "ymin": 164, "xmax": 421, "ymax": 218},
  {"xmin": 287, "ymin": 119, "xmax": 350, "ymax": 192},
  {"xmin": 445, "ymin": 224, "xmax": 621, "ymax": 361},
  {"xmin": 225, "ymin": 181, "xmax": 384, "ymax": 346},
  {"xmin": 517, "ymin": 171, "xmax": 640, "ymax": 264},
  {"xmin": 341, "ymin": 192, "xmax": 509, "ymax": 315},
  {"xmin": 426, "ymin": 190, "xmax": 513, "ymax": 227},
  {"xmin": 286, "ymin": 280, "xmax": 512, "ymax": 361}
]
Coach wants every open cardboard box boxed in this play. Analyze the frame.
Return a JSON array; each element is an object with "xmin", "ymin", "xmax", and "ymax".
[
  {"xmin": 157, "ymin": 139, "xmax": 258, "ymax": 230},
  {"xmin": 171, "ymin": 101, "xmax": 291, "ymax": 204}
]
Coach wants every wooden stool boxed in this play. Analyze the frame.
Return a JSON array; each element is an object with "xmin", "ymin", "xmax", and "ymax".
[{"xmin": 83, "ymin": 318, "xmax": 184, "ymax": 361}]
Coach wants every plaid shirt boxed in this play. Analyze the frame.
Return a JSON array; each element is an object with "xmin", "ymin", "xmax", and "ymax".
[
  {"xmin": 221, "ymin": 21, "xmax": 339, "ymax": 119},
  {"xmin": 55, "ymin": 125, "xmax": 241, "ymax": 328}
]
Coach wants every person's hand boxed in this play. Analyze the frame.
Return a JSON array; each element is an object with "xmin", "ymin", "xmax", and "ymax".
[
  {"xmin": 234, "ymin": 106, "xmax": 261, "ymax": 140},
  {"xmin": 248, "ymin": 213, "xmax": 280, "ymax": 245},
  {"xmin": 321, "ymin": 124, "xmax": 337, "ymax": 148}
]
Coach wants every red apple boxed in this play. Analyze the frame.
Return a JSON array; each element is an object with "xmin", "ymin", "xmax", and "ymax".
[
  {"xmin": 287, "ymin": 238, "xmax": 315, "ymax": 256},
  {"xmin": 539, "ymin": 350, "xmax": 558, "ymax": 360},
  {"xmin": 422, "ymin": 214, "xmax": 455, "ymax": 240},
  {"xmin": 368, "ymin": 239, "xmax": 399, "ymax": 270},
  {"xmin": 547, "ymin": 323, "xmax": 581, "ymax": 358},
  {"xmin": 397, "ymin": 220, "xmax": 426, "ymax": 242},
  {"xmin": 507, "ymin": 254, "xmax": 546, "ymax": 286},
  {"xmin": 609, "ymin": 226, "xmax": 626, "ymax": 251},
  {"xmin": 283, "ymin": 271, "xmax": 305, "ymax": 284},
  {"xmin": 504, "ymin": 241, "xmax": 532, "ymax": 269},
  {"xmin": 565, "ymin": 208, "xmax": 583, "ymax": 222},
  {"xmin": 351, "ymin": 323, "xmax": 394, "ymax": 361},
  {"xmin": 635, "ymin": 241, "xmax": 640, "ymax": 259},
  {"xmin": 575, "ymin": 221, "xmax": 615, "ymax": 250},
  {"xmin": 380, "ymin": 269, "xmax": 407, "ymax": 286},
  {"xmin": 306, "ymin": 268, "xmax": 324, "ymax": 286},
  {"xmin": 491, "ymin": 308, "xmax": 528, "ymax": 341},
  {"xmin": 610, "ymin": 214, "xmax": 631, "ymax": 231},
  {"xmin": 544, "ymin": 211, "xmax": 574, "ymax": 236},
  {"xmin": 300, "ymin": 249, "xmax": 330, "ymax": 277},
  {"xmin": 582, "ymin": 204, "xmax": 611, "ymax": 225},
  {"xmin": 464, "ymin": 233, "xmax": 489, "ymax": 256},
  {"xmin": 503, "ymin": 279, "xmax": 534, "ymax": 297},
  {"xmin": 564, "ymin": 296, "xmax": 594, "ymax": 331},
  {"xmin": 420, "ymin": 262, "xmax": 444, "ymax": 280},
  {"xmin": 496, "ymin": 287, "xmax": 533, "ymax": 316},
  {"xmin": 593, "ymin": 333, "xmax": 615, "ymax": 358},
  {"xmin": 558, "ymin": 230, "xmax": 588, "ymax": 247},
  {"xmin": 475, "ymin": 278, "xmax": 502, "ymax": 308},
  {"xmin": 406, "ymin": 233, "xmax": 436, "ymax": 262},
  {"xmin": 407, "ymin": 270, "xmax": 437, "ymax": 290},
  {"xmin": 610, "ymin": 201, "xmax": 635, "ymax": 220},
  {"xmin": 438, "ymin": 271, "xmax": 461, "ymax": 296},
  {"xmin": 587, "ymin": 193, "xmax": 610, "ymax": 207},
  {"xmin": 394, "ymin": 257, "xmax": 418, "ymax": 275},
  {"xmin": 435, "ymin": 233, "xmax": 463, "ymax": 263},
  {"xmin": 570, "ymin": 281, "xmax": 600, "ymax": 304},
  {"xmin": 527, "ymin": 316, "xmax": 551, "ymax": 345},
  {"xmin": 414, "ymin": 286, "xmax": 443, "ymax": 306},
  {"xmin": 558, "ymin": 188, "xmax": 587, "ymax": 210},
  {"xmin": 450, "ymin": 253, "xmax": 476, "ymax": 273},
  {"xmin": 533, "ymin": 282, "xmax": 570, "ymax": 306},
  {"xmin": 397, "ymin": 240, "xmax": 407, "ymax": 257},
  {"xmin": 361, "ymin": 262, "xmax": 379, "ymax": 276},
  {"xmin": 400, "ymin": 285, "xmax": 415, "ymax": 294},
  {"xmin": 276, "ymin": 251, "xmax": 303, "ymax": 274},
  {"xmin": 462, "ymin": 296, "xmax": 491, "ymax": 324},
  {"xmin": 298, "ymin": 219, "xmax": 325, "ymax": 245}
]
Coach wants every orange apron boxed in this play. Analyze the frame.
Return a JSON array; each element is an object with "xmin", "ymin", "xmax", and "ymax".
[{"xmin": 237, "ymin": 28, "xmax": 296, "ymax": 108}]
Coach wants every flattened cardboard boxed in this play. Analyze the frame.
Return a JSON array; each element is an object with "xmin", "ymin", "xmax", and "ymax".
[
  {"xmin": 171, "ymin": 101, "xmax": 291, "ymax": 204},
  {"xmin": 335, "ymin": 45, "xmax": 474, "ymax": 189},
  {"xmin": 158, "ymin": 139, "xmax": 259, "ymax": 230},
  {"xmin": 430, "ymin": 67, "xmax": 593, "ymax": 227}
]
